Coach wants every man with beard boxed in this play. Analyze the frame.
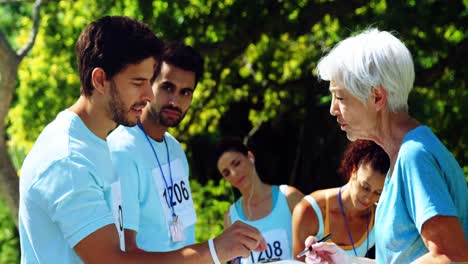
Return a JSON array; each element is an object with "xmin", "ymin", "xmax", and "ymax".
[
  {"xmin": 108, "ymin": 41, "xmax": 207, "ymax": 253},
  {"xmin": 20, "ymin": 17, "xmax": 265, "ymax": 263}
]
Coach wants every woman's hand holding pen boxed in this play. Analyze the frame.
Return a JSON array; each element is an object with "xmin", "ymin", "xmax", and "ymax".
[
  {"xmin": 297, "ymin": 233, "xmax": 333, "ymax": 258},
  {"xmin": 302, "ymin": 236, "xmax": 349, "ymax": 264}
]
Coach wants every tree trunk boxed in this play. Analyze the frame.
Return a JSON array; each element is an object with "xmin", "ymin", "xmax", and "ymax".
[
  {"xmin": 0, "ymin": 33, "xmax": 21, "ymax": 226},
  {"xmin": 0, "ymin": 0, "xmax": 42, "ymax": 226},
  {"xmin": 0, "ymin": 136, "xmax": 20, "ymax": 226}
]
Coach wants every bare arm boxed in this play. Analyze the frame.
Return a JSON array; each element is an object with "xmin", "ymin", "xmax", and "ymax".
[
  {"xmin": 284, "ymin": 185, "xmax": 304, "ymax": 212},
  {"xmin": 74, "ymin": 224, "xmax": 212, "ymax": 263},
  {"xmin": 412, "ymin": 215, "xmax": 468, "ymax": 263},
  {"xmin": 74, "ymin": 221, "xmax": 266, "ymax": 263},
  {"xmin": 292, "ymin": 197, "xmax": 319, "ymax": 261}
]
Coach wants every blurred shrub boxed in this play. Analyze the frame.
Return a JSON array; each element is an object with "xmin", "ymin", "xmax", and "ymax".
[
  {"xmin": 191, "ymin": 179, "xmax": 233, "ymax": 242},
  {"xmin": 0, "ymin": 198, "xmax": 19, "ymax": 264}
]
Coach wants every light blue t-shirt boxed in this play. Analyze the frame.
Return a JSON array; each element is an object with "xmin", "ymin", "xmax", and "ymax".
[
  {"xmin": 229, "ymin": 185, "xmax": 293, "ymax": 263},
  {"xmin": 107, "ymin": 125, "xmax": 196, "ymax": 252},
  {"xmin": 19, "ymin": 110, "xmax": 116, "ymax": 264},
  {"xmin": 375, "ymin": 126, "xmax": 468, "ymax": 263}
]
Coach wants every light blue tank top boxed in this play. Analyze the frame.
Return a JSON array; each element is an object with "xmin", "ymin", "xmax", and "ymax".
[
  {"xmin": 304, "ymin": 195, "xmax": 375, "ymax": 257},
  {"xmin": 229, "ymin": 185, "xmax": 293, "ymax": 263}
]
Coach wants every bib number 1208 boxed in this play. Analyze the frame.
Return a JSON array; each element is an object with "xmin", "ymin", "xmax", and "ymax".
[{"xmin": 251, "ymin": 240, "xmax": 283, "ymax": 262}]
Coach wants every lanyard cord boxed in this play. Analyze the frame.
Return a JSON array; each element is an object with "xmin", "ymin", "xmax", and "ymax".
[
  {"xmin": 137, "ymin": 120, "xmax": 175, "ymax": 218},
  {"xmin": 338, "ymin": 186, "xmax": 369, "ymax": 257}
]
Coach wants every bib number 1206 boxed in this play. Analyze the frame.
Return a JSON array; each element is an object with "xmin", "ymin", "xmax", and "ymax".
[{"xmin": 162, "ymin": 180, "xmax": 190, "ymax": 207}]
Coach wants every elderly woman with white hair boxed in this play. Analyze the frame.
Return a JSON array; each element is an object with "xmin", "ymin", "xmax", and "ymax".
[{"xmin": 302, "ymin": 28, "xmax": 468, "ymax": 263}]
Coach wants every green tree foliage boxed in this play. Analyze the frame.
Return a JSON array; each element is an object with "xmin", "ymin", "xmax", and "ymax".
[
  {"xmin": 6, "ymin": 0, "xmax": 138, "ymax": 152},
  {"xmin": 2, "ymin": 0, "xmax": 467, "ymax": 259},
  {"xmin": 190, "ymin": 179, "xmax": 231, "ymax": 242},
  {"xmin": 7, "ymin": 0, "xmax": 467, "ymax": 192},
  {"xmin": 0, "ymin": 198, "xmax": 19, "ymax": 263}
]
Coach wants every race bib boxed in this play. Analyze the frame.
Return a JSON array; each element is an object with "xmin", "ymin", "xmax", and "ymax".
[
  {"xmin": 243, "ymin": 229, "xmax": 290, "ymax": 264},
  {"xmin": 110, "ymin": 180, "xmax": 125, "ymax": 251},
  {"xmin": 152, "ymin": 159, "xmax": 197, "ymax": 231}
]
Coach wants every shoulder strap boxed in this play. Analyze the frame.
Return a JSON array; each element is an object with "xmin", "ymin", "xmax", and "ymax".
[{"xmin": 303, "ymin": 195, "xmax": 324, "ymax": 238}]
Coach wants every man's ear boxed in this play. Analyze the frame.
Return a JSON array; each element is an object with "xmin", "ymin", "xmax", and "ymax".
[
  {"xmin": 371, "ymin": 86, "xmax": 387, "ymax": 111},
  {"xmin": 91, "ymin": 68, "xmax": 107, "ymax": 95}
]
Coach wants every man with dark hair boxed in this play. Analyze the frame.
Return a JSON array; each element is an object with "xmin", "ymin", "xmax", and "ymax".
[
  {"xmin": 108, "ymin": 41, "xmax": 236, "ymax": 255},
  {"xmin": 19, "ymin": 17, "xmax": 264, "ymax": 263}
]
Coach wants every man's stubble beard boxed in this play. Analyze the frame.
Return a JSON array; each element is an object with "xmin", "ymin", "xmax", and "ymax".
[
  {"xmin": 109, "ymin": 80, "xmax": 146, "ymax": 127},
  {"xmin": 148, "ymin": 104, "xmax": 187, "ymax": 128}
]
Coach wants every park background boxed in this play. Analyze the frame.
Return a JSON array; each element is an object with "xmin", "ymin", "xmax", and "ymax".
[{"xmin": 0, "ymin": 0, "xmax": 467, "ymax": 262}]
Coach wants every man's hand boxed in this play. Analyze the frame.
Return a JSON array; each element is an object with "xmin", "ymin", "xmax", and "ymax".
[{"xmin": 213, "ymin": 221, "xmax": 267, "ymax": 262}]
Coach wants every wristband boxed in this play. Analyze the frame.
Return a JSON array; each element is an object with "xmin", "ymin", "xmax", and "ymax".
[{"xmin": 208, "ymin": 238, "xmax": 221, "ymax": 264}]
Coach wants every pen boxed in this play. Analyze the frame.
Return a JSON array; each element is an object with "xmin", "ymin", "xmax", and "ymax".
[{"xmin": 296, "ymin": 233, "xmax": 333, "ymax": 258}]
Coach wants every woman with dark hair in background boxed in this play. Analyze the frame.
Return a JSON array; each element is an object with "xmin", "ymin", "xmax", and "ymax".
[
  {"xmin": 292, "ymin": 140, "xmax": 389, "ymax": 261},
  {"xmin": 215, "ymin": 137, "xmax": 304, "ymax": 263}
]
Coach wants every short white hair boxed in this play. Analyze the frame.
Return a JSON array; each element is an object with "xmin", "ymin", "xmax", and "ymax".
[{"xmin": 317, "ymin": 28, "xmax": 415, "ymax": 112}]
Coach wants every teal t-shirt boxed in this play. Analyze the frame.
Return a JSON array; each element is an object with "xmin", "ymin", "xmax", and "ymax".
[
  {"xmin": 19, "ymin": 110, "xmax": 116, "ymax": 263},
  {"xmin": 107, "ymin": 125, "xmax": 196, "ymax": 252},
  {"xmin": 375, "ymin": 126, "xmax": 468, "ymax": 263}
]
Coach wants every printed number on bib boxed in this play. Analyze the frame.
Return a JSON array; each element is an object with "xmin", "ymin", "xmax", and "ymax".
[
  {"xmin": 163, "ymin": 180, "xmax": 191, "ymax": 207},
  {"xmin": 241, "ymin": 229, "xmax": 289, "ymax": 264},
  {"xmin": 152, "ymin": 158, "xmax": 197, "ymax": 228},
  {"xmin": 110, "ymin": 180, "xmax": 125, "ymax": 251},
  {"xmin": 250, "ymin": 241, "xmax": 283, "ymax": 263}
]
